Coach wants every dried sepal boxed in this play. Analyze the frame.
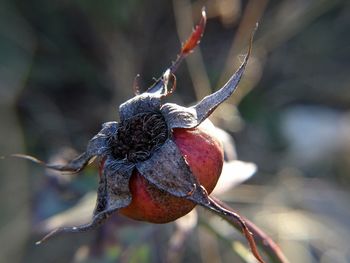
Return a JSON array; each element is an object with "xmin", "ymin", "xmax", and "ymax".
[
  {"xmin": 94, "ymin": 159, "xmax": 134, "ymax": 215},
  {"xmin": 88, "ymin": 122, "xmax": 118, "ymax": 154},
  {"xmin": 118, "ymin": 93, "xmax": 162, "ymax": 122},
  {"xmin": 35, "ymin": 207, "xmax": 115, "ymax": 245},
  {"xmin": 36, "ymin": 161, "xmax": 134, "ymax": 245},
  {"xmin": 11, "ymin": 151, "xmax": 92, "ymax": 174},
  {"xmin": 136, "ymin": 139, "xmax": 198, "ymax": 197},
  {"xmin": 189, "ymin": 27, "xmax": 255, "ymax": 125},
  {"xmin": 161, "ymin": 26, "xmax": 255, "ymax": 129},
  {"xmin": 160, "ymin": 103, "xmax": 198, "ymax": 128},
  {"xmin": 11, "ymin": 121, "xmax": 117, "ymax": 173}
]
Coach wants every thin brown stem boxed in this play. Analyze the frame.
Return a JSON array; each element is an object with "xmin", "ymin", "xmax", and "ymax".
[
  {"xmin": 205, "ymin": 196, "xmax": 265, "ymax": 263},
  {"xmin": 210, "ymin": 196, "xmax": 290, "ymax": 263}
]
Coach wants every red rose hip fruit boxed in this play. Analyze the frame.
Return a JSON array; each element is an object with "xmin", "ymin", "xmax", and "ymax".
[{"xmin": 119, "ymin": 121, "xmax": 224, "ymax": 223}]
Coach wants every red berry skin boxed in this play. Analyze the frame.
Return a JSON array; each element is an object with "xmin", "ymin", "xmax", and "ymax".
[{"xmin": 119, "ymin": 121, "xmax": 224, "ymax": 223}]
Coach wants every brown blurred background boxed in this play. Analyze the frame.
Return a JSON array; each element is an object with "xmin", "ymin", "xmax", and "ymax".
[{"xmin": 1, "ymin": 0, "xmax": 350, "ymax": 262}]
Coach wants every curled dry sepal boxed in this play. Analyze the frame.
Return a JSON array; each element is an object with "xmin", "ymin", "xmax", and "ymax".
[{"xmin": 14, "ymin": 9, "xmax": 273, "ymax": 263}]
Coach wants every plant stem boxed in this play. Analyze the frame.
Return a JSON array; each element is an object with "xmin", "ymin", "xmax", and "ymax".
[{"xmin": 209, "ymin": 196, "xmax": 290, "ymax": 263}]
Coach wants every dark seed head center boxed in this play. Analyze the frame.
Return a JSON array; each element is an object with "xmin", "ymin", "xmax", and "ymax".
[{"xmin": 111, "ymin": 112, "xmax": 168, "ymax": 163}]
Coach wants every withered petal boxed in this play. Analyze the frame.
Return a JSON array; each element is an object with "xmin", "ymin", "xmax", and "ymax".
[
  {"xmin": 136, "ymin": 139, "xmax": 199, "ymax": 197},
  {"xmin": 96, "ymin": 158, "xmax": 134, "ymax": 214},
  {"xmin": 161, "ymin": 36, "xmax": 252, "ymax": 129}
]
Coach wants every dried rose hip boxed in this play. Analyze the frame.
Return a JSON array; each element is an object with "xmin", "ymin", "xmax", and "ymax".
[
  {"xmin": 16, "ymin": 8, "xmax": 265, "ymax": 263},
  {"xmin": 119, "ymin": 120, "xmax": 224, "ymax": 223}
]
